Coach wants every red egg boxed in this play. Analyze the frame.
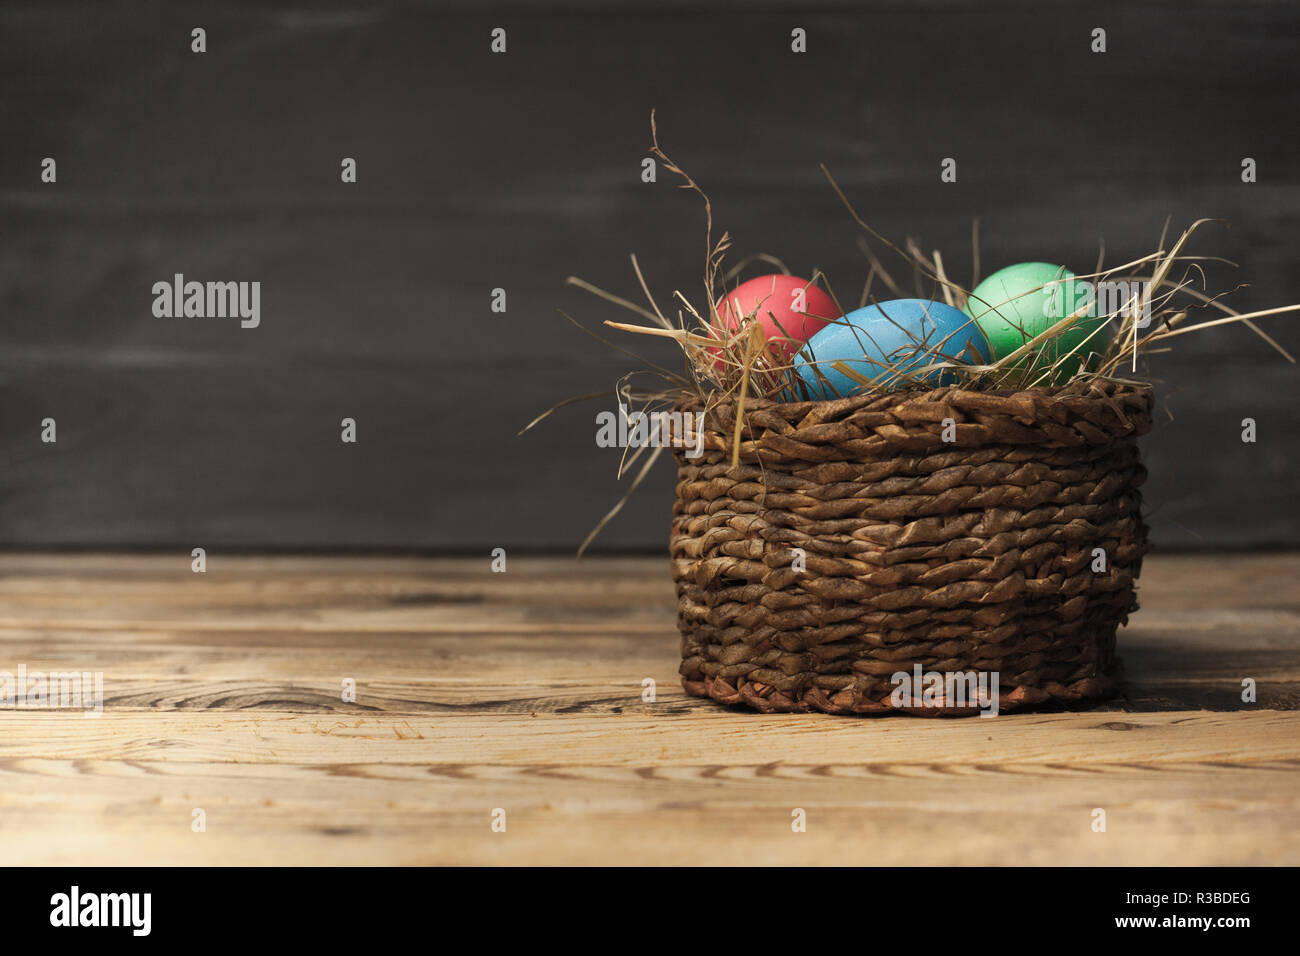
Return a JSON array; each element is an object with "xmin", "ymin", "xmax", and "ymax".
[{"xmin": 713, "ymin": 275, "xmax": 838, "ymax": 360}]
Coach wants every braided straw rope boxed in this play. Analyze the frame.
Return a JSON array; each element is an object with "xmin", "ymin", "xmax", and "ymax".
[{"xmin": 670, "ymin": 381, "xmax": 1153, "ymax": 716}]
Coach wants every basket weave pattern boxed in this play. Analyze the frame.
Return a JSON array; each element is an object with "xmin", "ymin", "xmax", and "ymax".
[{"xmin": 671, "ymin": 382, "xmax": 1153, "ymax": 715}]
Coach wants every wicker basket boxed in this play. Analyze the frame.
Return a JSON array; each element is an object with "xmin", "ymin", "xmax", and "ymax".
[{"xmin": 670, "ymin": 381, "xmax": 1152, "ymax": 716}]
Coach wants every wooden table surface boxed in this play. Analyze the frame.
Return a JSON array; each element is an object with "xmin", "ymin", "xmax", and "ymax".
[{"xmin": 1, "ymin": 552, "xmax": 1297, "ymax": 866}]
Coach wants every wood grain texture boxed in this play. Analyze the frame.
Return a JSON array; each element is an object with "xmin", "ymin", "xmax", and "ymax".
[
  {"xmin": 0, "ymin": 552, "xmax": 1297, "ymax": 865},
  {"xmin": 1, "ymin": 3, "xmax": 1298, "ymax": 551}
]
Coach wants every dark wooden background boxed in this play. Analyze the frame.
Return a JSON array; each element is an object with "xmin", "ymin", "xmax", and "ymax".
[{"xmin": 2, "ymin": 1, "xmax": 1297, "ymax": 552}]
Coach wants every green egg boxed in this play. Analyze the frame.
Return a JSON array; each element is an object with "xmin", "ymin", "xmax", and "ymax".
[{"xmin": 964, "ymin": 262, "xmax": 1109, "ymax": 382}]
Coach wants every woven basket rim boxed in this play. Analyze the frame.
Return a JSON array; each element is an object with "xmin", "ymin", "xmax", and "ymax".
[
  {"xmin": 668, "ymin": 380, "xmax": 1153, "ymax": 464},
  {"xmin": 676, "ymin": 379, "xmax": 1152, "ymax": 416}
]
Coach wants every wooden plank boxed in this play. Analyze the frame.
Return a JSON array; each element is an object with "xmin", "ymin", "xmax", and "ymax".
[
  {"xmin": 5, "ymin": 807, "xmax": 1295, "ymax": 867},
  {"xmin": 0, "ymin": 712, "xmax": 1297, "ymax": 866},
  {"xmin": 0, "ymin": 555, "xmax": 677, "ymax": 632},
  {"xmin": 0, "ymin": 552, "xmax": 1294, "ymax": 620},
  {"xmin": 1, "ymin": 755, "xmax": 1298, "ymax": 866},
  {"xmin": 0, "ymin": 554, "xmax": 1297, "ymax": 714},
  {"xmin": 1, "ymin": 710, "xmax": 1297, "ymax": 765}
]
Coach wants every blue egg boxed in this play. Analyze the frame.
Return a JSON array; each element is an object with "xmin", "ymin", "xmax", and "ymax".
[{"xmin": 794, "ymin": 298, "xmax": 992, "ymax": 398}]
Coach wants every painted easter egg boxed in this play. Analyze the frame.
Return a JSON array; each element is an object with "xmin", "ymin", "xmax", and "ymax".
[
  {"xmin": 713, "ymin": 275, "xmax": 838, "ymax": 360},
  {"xmin": 963, "ymin": 262, "xmax": 1109, "ymax": 379},
  {"xmin": 794, "ymin": 298, "xmax": 991, "ymax": 399}
]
